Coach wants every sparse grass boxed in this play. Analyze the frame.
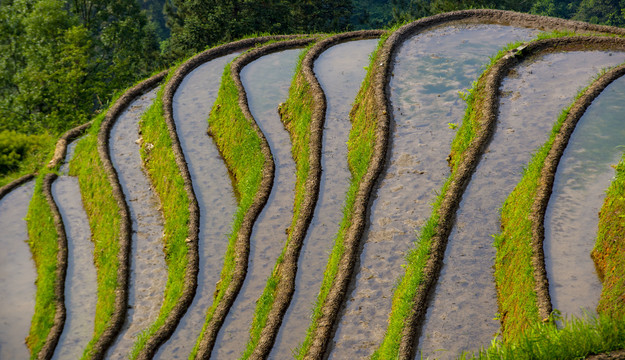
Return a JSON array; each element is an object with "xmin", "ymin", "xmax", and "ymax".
[
  {"xmin": 295, "ymin": 34, "xmax": 386, "ymax": 359},
  {"xmin": 68, "ymin": 111, "xmax": 122, "ymax": 360},
  {"xmin": 239, "ymin": 44, "xmax": 314, "ymax": 359},
  {"xmin": 25, "ymin": 173, "xmax": 58, "ymax": 359},
  {"xmin": 464, "ymin": 314, "xmax": 625, "ymax": 359},
  {"xmin": 190, "ymin": 59, "xmax": 266, "ymax": 359},
  {"xmin": 129, "ymin": 73, "xmax": 191, "ymax": 358},
  {"xmin": 593, "ymin": 151, "xmax": 625, "ymax": 318}
]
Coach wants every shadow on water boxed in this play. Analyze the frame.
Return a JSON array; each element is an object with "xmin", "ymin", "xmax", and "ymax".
[
  {"xmin": 0, "ymin": 180, "xmax": 36, "ymax": 360},
  {"xmin": 51, "ymin": 139, "xmax": 97, "ymax": 360},
  {"xmin": 545, "ymin": 76, "xmax": 625, "ymax": 321},
  {"xmin": 417, "ymin": 51, "xmax": 625, "ymax": 359},
  {"xmin": 269, "ymin": 39, "xmax": 379, "ymax": 359},
  {"xmin": 106, "ymin": 88, "xmax": 167, "ymax": 359},
  {"xmin": 211, "ymin": 49, "xmax": 300, "ymax": 360},
  {"xmin": 155, "ymin": 52, "xmax": 240, "ymax": 359}
]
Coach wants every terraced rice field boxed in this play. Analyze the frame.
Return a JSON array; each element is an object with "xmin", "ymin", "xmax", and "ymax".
[{"xmin": 2, "ymin": 9, "xmax": 625, "ymax": 360}]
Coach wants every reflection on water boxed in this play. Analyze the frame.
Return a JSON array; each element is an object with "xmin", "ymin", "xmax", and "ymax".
[
  {"xmin": 417, "ymin": 51, "xmax": 625, "ymax": 359},
  {"xmin": 212, "ymin": 49, "xmax": 300, "ymax": 360},
  {"xmin": 52, "ymin": 139, "xmax": 97, "ymax": 360},
  {"xmin": 545, "ymin": 76, "xmax": 625, "ymax": 320},
  {"xmin": 0, "ymin": 181, "xmax": 35, "ymax": 360},
  {"xmin": 107, "ymin": 88, "xmax": 167, "ymax": 359},
  {"xmin": 155, "ymin": 52, "xmax": 240, "ymax": 359},
  {"xmin": 270, "ymin": 39, "xmax": 378, "ymax": 359}
]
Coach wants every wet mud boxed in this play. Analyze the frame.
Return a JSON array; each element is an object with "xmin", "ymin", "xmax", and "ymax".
[
  {"xmin": 0, "ymin": 180, "xmax": 36, "ymax": 360},
  {"xmin": 269, "ymin": 38, "xmax": 379, "ymax": 359},
  {"xmin": 106, "ymin": 88, "xmax": 168, "ymax": 359},
  {"xmin": 211, "ymin": 49, "xmax": 300, "ymax": 359},
  {"xmin": 324, "ymin": 25, "xmax": 537, "ymax": 359},
  {"xmin": 155, "ymin": 53, "xmax": 240, "ymax": 359},
  {"xmin": 52, "ymin": 139, "xmax": 97, "ymax": 360},
  {"xmin": 544, "ymin": 76, "xmax": 625, "ymax": 320},
  {"xmin": 417, "ymin": 51, "xmax": 625, "ymax": 359}
]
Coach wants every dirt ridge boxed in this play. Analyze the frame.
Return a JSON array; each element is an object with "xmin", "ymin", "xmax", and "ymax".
[{"xmin": 0, "ymin": 173, "xmax": 36, "ymax": 200}]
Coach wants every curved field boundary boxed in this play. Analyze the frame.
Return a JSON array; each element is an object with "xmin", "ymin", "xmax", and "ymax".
[
  {"xmin": 145, "ymin": 35, "xmax": 304, "ymax": 359},
  {"xmin": 0, "ymin": 173, "xmax": 36, "ymax": 200},
  {"xmin": 241, "ymin": 30, "xmax": 384, "ymax": 359},
  {"xmin": 190, "ymin": 36, "xmax": 318, "ymax": 359},
  {"xmin": 47, "ymin": 122, "xmax": 92, "ymax": 170},
  {"xmin": 81, "ymin": 71, "xmax": 167, "ymax": 360},
  {"xmin": 361, "ymin": 10, "xmax": 625, "ymax": 359}
]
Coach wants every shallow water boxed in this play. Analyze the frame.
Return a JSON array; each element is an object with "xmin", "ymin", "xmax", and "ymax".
[
  {"xmin": 544, "ymin": 76, "xmax": 625, "ymax": 320},
  {"xmin": 52, "ymin": 140, "xmax": 97, "ymax": 360},
  {"xmin": 155, "ymin": 53, "xmax": 240, "ymax": 359},
  {"xmin": 211, "ymin": 49, "xmax": 300, "ymax": 359},
  {"xmin": 318, "ymin": 25, "xmax": 539, "ymax": 360},
  {"xmin": 269, "ymin": 39, "xmax": 379, "ymax": 359},
  {"xmin": 106, "ymin": 88, "xmax": 167, "ymax": 359},
  {"xmin": 417, "ymin": 51, "xmax": 625, "ymax": 359},
  {"xmin": 0, "ymin": 181, "xmax": 36, "ymax": 360}
]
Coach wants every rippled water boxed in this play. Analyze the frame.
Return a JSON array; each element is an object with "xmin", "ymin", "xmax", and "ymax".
[
  {"xmin": 545, "ymin": 76, "xmax": 625, "ymax": 320},
  {"xmin": 155, "ymin": 53, "xmax": 240, "ymax": 359},
  {"xmin": 417, "ymin": 51, "xmax": 625, "ymax": 359},
  {"xmin": 107, "ymin": 88, "xmax": 167, "ymax": 359},
  {"xmin": 270, "ymin": 39, "xmax": 379, "ymax": 359},
  {"xmin": 0, "ymin": 180, "xmax": 35, "ymax": 360},
  {"xmin": 212, "ymin": 49, "xmax": 300, "ymax": 360},
  {"xmin": 52, "ymin": 139, "xmax": 97, "ymax": 360}
]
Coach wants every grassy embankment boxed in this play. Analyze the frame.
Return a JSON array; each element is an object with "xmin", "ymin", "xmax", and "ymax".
[
  {"xmin": 189, "ymin": 57, "xmax": 267, "ymax": 358},
  {"xmin": 238, "ymin": 44, "xmax": 314, "ymax": 359},
  {"xmin": 68, "ymin": 110, "xmax": 122, "ymax": 359},
  {"xmin": 295, "ymin": 35, "xmax": 386, "ymax": 359},
  {"xmin": 0, "ymin": 131, "xmax": 54, "ymax": 188},
  {"xmin": 371, "ymin": 37, "xmax": 532, "ymax": 359},
  {"xmin": 127, "ymin": 69, "xmax": 190, "ymax": 359},
  {"xmin": 25, "ymin": 172, "xmax": 58, "ymax": 359}
]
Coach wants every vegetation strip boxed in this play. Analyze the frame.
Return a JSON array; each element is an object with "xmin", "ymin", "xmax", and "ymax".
[
  {"xmin": 187, "ymin": 36, "xmax": 317, "ymax": 359},
  {"xmin": 497, "ymin": 63, "xmax": 625, "ymax": 342},
  {"xmin": 594, "ymin": 139, "xmax": 625, "ymax": 320},
  {"xmin": 66, "ymin": 72, "xmax": 166, "ymax": 360},
  {"xmin": 237, "ymin": 30, "xmax": 384, "ymax": 359},
  {"xmin": 353, "ymin": 11, "xmax": 625, "ymax": 359}
]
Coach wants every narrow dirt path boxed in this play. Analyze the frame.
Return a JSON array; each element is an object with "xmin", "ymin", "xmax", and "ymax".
[
  {"xmin": 0, "ymin": 180, "xmax": 36, "ymax": 360},
  {"xmin": 106, "ymin": 88, "xmax": 167, "ymax": 359},
  {"xmin": 326, "ymin": 24, "xmax": 538, "ymax": 359},
  {"xmin": 211, "ymin": 48, "xmax": 300, "ymax": 360},
  {"xmin": 416, "ymin": 50, "xmax": 625, "ymax": 359},
  {"xmin": 544, "ymin": 76, "xmax": 625, "ymax": 320},
  {"xmin": 270, "ymin": 38, "xmax": 379, "ymax": 359},
  {"xmin": 154, "ymin": 52, "xmax": 240, "ymax": 360},
  {"xmin": 51, "ymin": 139, "xmax": 97, "ymax": 360}
]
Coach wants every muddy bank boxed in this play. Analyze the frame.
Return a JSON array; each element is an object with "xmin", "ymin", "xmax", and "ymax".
[
  {"xmin": 0, "ymin": 180, "xmax": 36, "ymax": 360},
  {"xmin": 211, "ymin": 44, "xmax": 304, "ymax": 360},
  {"xmin": 106, "ymin": 87, "xmax": 166, "ymax": 359},
  {"xmin": 539, "ymin": 69, "xmax": 625, "ymax": 319},
  {"xmin": 271, "ymin": 34, "xmax": 380, "ymax": 359},
  {"xmin": 90, "ymin": 71, "xmax": 167, "ymax": 360},
  {"xmin": 328, "ymin": 24, "xmax": 538, "ymax": 360}
]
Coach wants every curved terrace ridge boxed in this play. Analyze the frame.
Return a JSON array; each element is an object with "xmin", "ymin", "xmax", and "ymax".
[
  {"xmin": 190, "ymin": 36, "xmax": 317, "ymax": 359},
  {"xmin": 243, "ymin": 30, "xmax": 384, "ymax": 359},
  {"xmin": 89, "ymin": 71, "xmax": 166, "ymax": 360},
  {"xmin": 361, "ymin": 10, "xmax": 625, "ymax": 359}
]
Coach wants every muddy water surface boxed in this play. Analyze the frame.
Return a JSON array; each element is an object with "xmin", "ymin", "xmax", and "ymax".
[
  {"xmin": 52, "ymin": 139, "xmax": 97, "ymax": 360},
  {"xmin": 544, "ymin": 76, "xmax": 625, "ymax": 320},
  {"xmin": 155, "ymin": 53, "xmax": 240, "ymax": 359},
  {"xmin": 0, "ymin": 181, "xmax": 35, "ymax": 360},
  {"xmin": 106, "ymin": 88, "xmax": 167, "ymax": 359},
  {"xmin": 269, "ymin": 39, "xmax": 379, "ymax": 359},
  {"xmin": 417, "ymin": 51, "xmax": 625, "ymax": 359},
  {"xmin": 323, "ymin": 25, "xmax": 538, "ymax": 359},
  {"xmin": 211, "ymin": 49, "xmax": 300, "ymax": 359}
]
